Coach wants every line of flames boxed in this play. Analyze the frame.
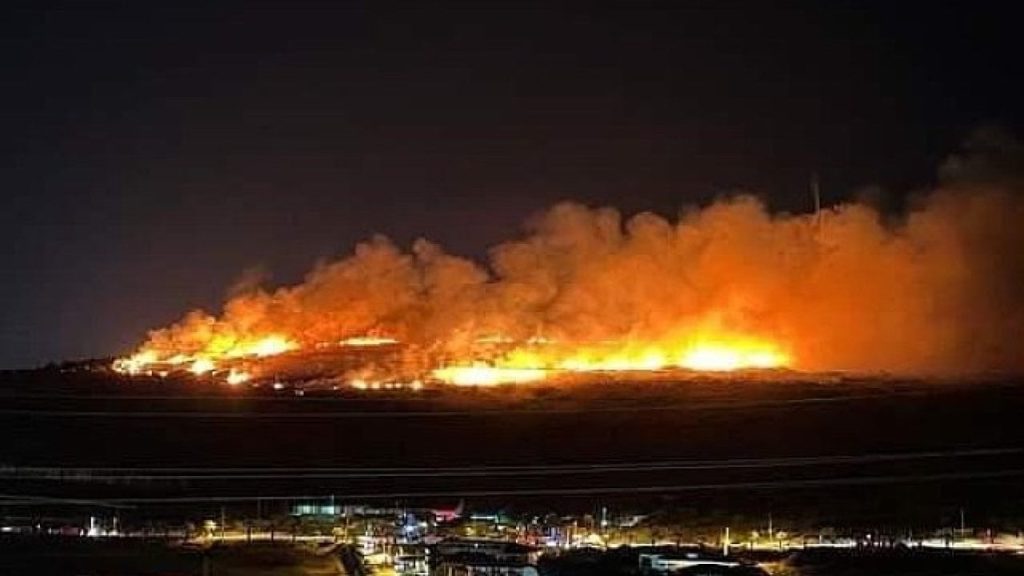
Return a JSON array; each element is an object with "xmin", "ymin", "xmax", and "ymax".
[{"xmin": 113, "ymin": 332, "xmax": 790, "ymax": 387}]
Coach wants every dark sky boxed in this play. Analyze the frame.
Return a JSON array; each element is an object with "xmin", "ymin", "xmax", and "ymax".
[{"xmin": 1, "ymin": 3, "xmax": 1020, "ymax": 368}]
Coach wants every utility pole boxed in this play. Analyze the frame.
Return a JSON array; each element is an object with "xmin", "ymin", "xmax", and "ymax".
[{"xmin": 220, "ymin": 506, "xmax": 226, "ymax": 541}]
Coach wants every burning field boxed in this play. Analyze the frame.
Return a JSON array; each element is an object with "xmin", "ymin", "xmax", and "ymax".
[{"xmin": 113, "ymin": 174, "xmax": 1024, "ymax": 388}]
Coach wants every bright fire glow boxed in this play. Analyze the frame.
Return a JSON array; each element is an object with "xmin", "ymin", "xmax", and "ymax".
[
  {"xmin": 112, "ymin": 351, "xmax": 158, "ymax": 375},
  {"xmin": 117, "ymin": 330, "xmax": 789, "ymax": 387},
  {"xmin": 111, "ymin": 188, "xmax": 1024, "ymax": 386},
  {"xmin": 115, "ymin": 312, "xmax": 789, "ymax": 388},
  {"xmin": 339, "ymin": 336, "xmax": 400, "ymax": 347},
  {"xmin": 431, "ymin": 365, "xmax": 549, "ymax": 386},
  {"xmin": 474, "ymin": 335, "xmax": 515, "ymax": 344},
  {"xmin": 165, "ymin": 354, "xmax": 190, "ymax": 365},
  {"xmin": 112, "ymin": 335, "xmax": 297, "ymax": 379},
  {"xmin": 189, "ymin": 358, "xmax": 216, "ymax": 375},
  {"xmin": 557, "ymin": 351, "xmax": 668, "ymax": 372},
  {"xmin": 678, "ymin": 343, "xmax": 788, "ymax": 371},
  {"xmin": 349, "ymin": 378, "xmax": 424, "ymax": 391},
  {"xmin": 429, "ymin": 335, "xmax": 789, "ymax": 385},
  {"xmin": 232, "ymin": 336, "xmax": 297, "ymax": 358},
  {"xmin": 225, "ymin": 369, "xmax": 251, "ymax": 385}
]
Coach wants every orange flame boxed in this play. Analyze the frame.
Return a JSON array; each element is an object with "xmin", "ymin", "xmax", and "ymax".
[
  {"xmin": 225, "ymin": 369, "xmax": 252, "ymax": 385},
  {"xmin": 113, "ymin": 335, "xmax": 296, "ymax": 384},
  {"xmin": 427, "ymin": 334, "xmax": 789, "ymax": 385},
  {"xmin": 114, "ymin": 185, "xmax": 1024, "ymax": 384},
  {"xmin": 431, "ymin": 365, "xmax": 549, "ymax": 386},
  {"xmin": 339, "ymin": 336, "xmax": 400, "ymax": 347}
]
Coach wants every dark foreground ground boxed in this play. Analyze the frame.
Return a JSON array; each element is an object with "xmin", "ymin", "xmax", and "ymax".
[
  {"xmin": 4, "ymin": 537, "xmax": 1024, "ymax": 576},
  {"xmin": 2, "ymin": 369, "xmax": 1024, "ymax": 528},
  {"xmin": 0, "ymin": 537, "xmax": 341, "ymax": 576}
]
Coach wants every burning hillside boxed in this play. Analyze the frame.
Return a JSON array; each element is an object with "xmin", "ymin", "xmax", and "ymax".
[{"xmin": 114, "ymin": 163, "xmax": 1024, "ymax": 387}]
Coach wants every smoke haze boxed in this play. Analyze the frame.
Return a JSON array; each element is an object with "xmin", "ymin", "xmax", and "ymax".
[{"xmin": 133, "ymin": 137, "xmax": 1024, "ymax": 377}]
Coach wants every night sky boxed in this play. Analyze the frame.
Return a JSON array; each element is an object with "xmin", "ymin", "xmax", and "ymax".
[{"xmin": 1, "ymin": 3, "xmax": 1020, "ymax": 368}]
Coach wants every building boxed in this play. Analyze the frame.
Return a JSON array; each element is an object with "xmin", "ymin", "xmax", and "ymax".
[
  {"xmin": 433, "ymin": 539, "xmax": 538, "ymax": 564},
  {"xmin": 639, "ymin": 550, "xmax": 741, "ymax": 573},
  {"xmin": 431, "ymin": 539, "xmax": 539, "ymax": 576},
  {"xmin": 395, "ymin": 550, "xmax": 430, "ymax": 576},
  {"xmin": 433, "ymin": 555, "xmax": 539, "ymax": 576}
]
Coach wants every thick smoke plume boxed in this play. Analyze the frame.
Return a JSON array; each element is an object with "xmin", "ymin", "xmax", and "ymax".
[{"xmin": 132, "ymin": 140, "xmax": 1024, "ymax": 377}]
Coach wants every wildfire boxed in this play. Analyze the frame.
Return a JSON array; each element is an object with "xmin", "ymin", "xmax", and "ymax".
[
  {"xmin": 678, "ymin": 343, "xmax": 788, "ymax": 371},
  {"xmin": 431, "ymin": 364, "xmax": 549, "ymax": 386},
  {"xmin": 233, "ymin": 336, "xmax": 296, "ymax": 358},
  {"xmin": 189, "ymin": 358, "xmax": 216, "ymax": 375},
  {"xmin": 115, "ymin": 328, "xmax": 790, "ymax": 387},
  {"xmin": 423, "ymin": 334, "xmax": 790, "ymax": 385},
  {"xmin": 112, "ymin": 351, "xmax": 158, "ymax": 375},
  {"xmin": 225, "ymin": 369, "xmax": 252, "ymax": 385},
  {"xmin": 339, "ymin": 336, "xmax": 400, "ymax": 347},
  {"xmin": 115, "ymin": 186, "xmax": 1024, "ymax": 387},
  {"xmin": 113, "ymin": 335, "xmax": 297, "ymax": 383},
  {"xmin": 349, "ymin": 378, "xmax": 424, "ymax": 391}
]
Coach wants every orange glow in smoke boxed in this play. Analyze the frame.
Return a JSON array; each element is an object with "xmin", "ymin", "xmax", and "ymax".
[
  {"xmin": 339, "ymin": 336, "xmax": 400, "ymax": 347},
  {"xmin": 116, "ymin": 189, "xmax": 1024, "ymax": 385}
]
